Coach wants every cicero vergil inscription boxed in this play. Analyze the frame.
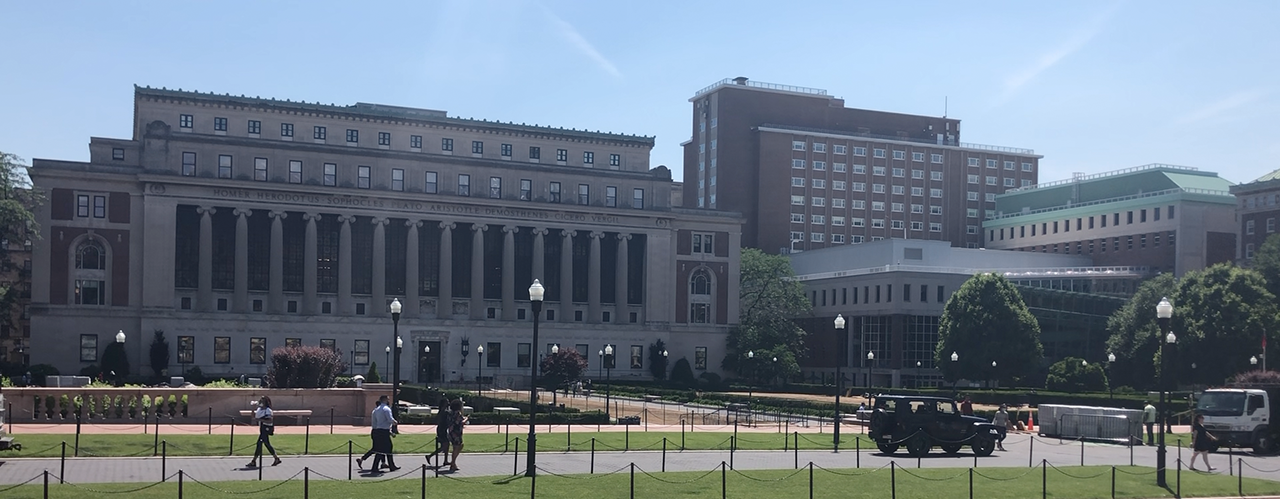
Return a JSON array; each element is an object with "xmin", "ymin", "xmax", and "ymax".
[{"xmin": 210, "ymin": 188, "xmax": 622, "ymax": 224}]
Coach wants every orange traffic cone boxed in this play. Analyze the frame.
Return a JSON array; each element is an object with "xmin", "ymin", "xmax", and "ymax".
[{"xmin": 1027, "ymin": 411, "xmax": 1035, "ymax": 432}]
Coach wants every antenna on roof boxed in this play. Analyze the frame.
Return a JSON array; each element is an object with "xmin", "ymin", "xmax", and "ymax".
[{"xmin": 944, "ymin": 96, "xmax": 948, "ymax": 118}]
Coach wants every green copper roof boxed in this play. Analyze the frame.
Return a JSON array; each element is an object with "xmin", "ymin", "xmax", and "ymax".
[
  {"xmin": 1252, "ymin": 168, "xmax": 1280, "ymax": 183},
  {"xmin": 995, "ymin": 164, "xmax": 1233, "ymax": 214}
]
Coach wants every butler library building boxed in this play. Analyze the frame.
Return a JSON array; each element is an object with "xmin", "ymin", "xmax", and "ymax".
[{"xmin": 28, "ymin": 86, "xmax": 742, "ymax": 387}]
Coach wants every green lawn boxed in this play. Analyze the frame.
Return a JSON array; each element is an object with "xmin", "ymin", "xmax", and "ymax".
[
  {"xmin": 0, "ymin": 465, "xmax": 1273, "ymax": 499},
  {"xmin": 5, "ymin": 430, "xmax": 882, "ymax": 458}
]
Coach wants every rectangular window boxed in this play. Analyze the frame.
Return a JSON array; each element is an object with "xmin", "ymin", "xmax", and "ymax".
[
  {"xmin": 112, "ymin": 148, "xmax": 124, "ymax": 160},
  {"xmin": 912, "ymin": 152, "xmax": 924, "ymax": 162},
  {"xmin": 812, "ymin": 197, "xmax": 826, "ymax": 207},
  {"xmin": 357, "ymin": 166, "xmax": 371, "ymax": 189},
  {"xmin": 578, "ymin": 184, "xmax": 590, "ymax": 205},
  {"xmin": 489, "ymin": 176, "xmax": 502, "ymax": 198},
  {"xmin": 853, "ymin": 147, "xmax": 866, "ymax": 156},
  {"xmin": 410, "ymin": 135, "xmax": 422, "ymax": 149},
  {"xmin": 557, "ymin": 149, "xmax": 568, "ymax": 162},
  {"xmin": 986, "ymin": 159, "xmax": 997, "ymax": 168},
  {"xmin": 518, "ymin": 343, "xmax": 532, "ymax": 368},
  {"xmin": 792, "ymin": 159, "xmax": 805, "ymax": 169},
  {"xmin": 1022, "ymin": 162, "xmax": 1033, "ymax": 172},
  {"xmin": 791, "ymin": 195, "xmax": 804, "ymax": 205},
  {"xmin": 425, "ymin": 171, "xmax": 438, "ymax": 193},
  {"xmin": 610, "ymin": 154, "xmax": 621, "ymax": 167},
  {"xmin": 178, "ymin": 335, "xmax": 194, "ymax": 364},
  {"xmin": 912, "ymin": 169, "xmax": 924, "ymax": 179},
  {"xmin": 320, "ymin": 339, "xmax": 336, "ymax": 352},
  {"xmin": 1247, "ymin": 220, "xmax": 1256, "ymax": 235},
  {"xmin": 833, "ymin": 180, "xmax": 846, "ymax": 191},
  {"xmin": 250, "ymin": 338, "xmax": 266, "ymax": 364},
  {"xmin": 931, "ymin": 188, "xmax": 943, "ymax": 198},
  {"xmin": 289, "ymin": 160, "xmax": 302, "ymax": 184},
  {"xmin": 472, "ymin": 140, "xmax": 483, "ymax": 154},
  {"xmin": 214, "ymin": 337, "xmax": 231, "ymax": 364},
  {"xmin": 811, "ymin": 214, "xmax": 825, "ymax": 224},
  {"xmin": 182, "ymin": 152, "xmax": 196, "ymax": 176},
  {"xmin": 893, "ymin": 151, "xmax": 905, "ymax": 160},
  {"xmin": 248, "ymin": 120, "xmax": 261, "ymax": 135},
  {"xmin": 692, "ymin": 233, "xmax": 714, "ymax": 254},
  {"xmin": 214, "ymin": 117, "xmax": 227, "ymax": 131},
  {"xmin": 391, "ymin": 169, "xmax": 404, "ymax": 191},
  {"xmin": 893, "ymin": 167, "xmax": 905, "ymax": 177},
  {"xmin": 376, "ymin": 132, "xmax": 390, "ymax": 146},
  {"xmin": 218, "ymin": 155, "xmax": 233, "ymax": 178},
  {"xmin": 501, "ymin": 143, "xmax": 512, "ymax": 157},
  {"xmin": 180, "ymin": 114, "xmax": 193, "ymax": 128},
  {"xmin": 458, "ymin": 174, "xmax": 471, "ymax": 196},
  {"xmin": 442, "ymin": 138, "xmax": 454, "ymax": 152},
  {"xmin": 550, "ymin": 182, "xmax": 561, "ymax": 203},
  {"xmin": 520, "ymin": 179, "xmax": 532, "ymax": 201},
  {"xmin": 793, "ymin": 140, "xmax": 806, "ymax": 151},
  {"xmin": 1004, "ymin": 178, "xmax": 1014, "ymax": 187},
  {"xmin": 80, "ymin": 334, "xmax": 98, "ymax": 362},
  {"xmin": 286, "ymin": 338, "xmax": 301, "ymax": 347},
  {"xmin": 812, "ymin": 179, "xmax": 826, "ymax": 189},
  {"xmin": 605, "ymin": 186, "xmax": 617, "ymax": 207},
  {"xmin": 1004, "ymin": 161, "xmax": 1014, "ymax": 170},
  {"xmin": 354, "ymin": 340, "xmax": 369, "ymax": 365},
  {"xmin": 583, "ymin": 151, "xmax": 595, "ymax": 164},
  {"xmin": 254, "ymin": 157, "xmax": 268, "ymax": 181},
  {"xmin": 813, "ymin": 161, "xmax": 826, "ymax": 171},
  {"xmin": 529, "ymin": 146, "xmax": 541, "ymax": 160},
  {"xmin": 813, "ymin": 143, "xmax": 826, "ymax": 152},
  {"xmin": 313, "ymin": 126, "xmax": 327, "ymax": 140},
  {"xmin": 281, "ymin": 123, "xmax": 294, "ymax": 137},
  {"xmin": 346, "ymin": 129, "xmax": 359, "ymax": 143}
]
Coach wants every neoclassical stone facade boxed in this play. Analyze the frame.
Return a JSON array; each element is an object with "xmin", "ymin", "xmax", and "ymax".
[{"xmin": 29, "ymin": 87, "xmax": 741, "ymax": 386}]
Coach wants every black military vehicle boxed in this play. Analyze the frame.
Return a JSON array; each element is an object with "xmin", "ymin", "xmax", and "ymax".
[{"xmin": 867, "ymin": 395, "xmax": 1004, "ymax": 457}]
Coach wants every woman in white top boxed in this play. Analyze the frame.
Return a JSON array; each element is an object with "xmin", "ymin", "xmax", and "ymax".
[{"xmin": 247, "ymin": 396, "xmax": 282, "ymax": 468}]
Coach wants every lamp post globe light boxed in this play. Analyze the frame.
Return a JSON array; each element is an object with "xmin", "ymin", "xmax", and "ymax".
[
  {"xmin": 385, "ymin": 346, "xmax": 391, "ymax": 381},
  {"xmin": 1107, "ymin": 353, "xmax": 1116, "ymax": 399},
  {"xmin": 1155, "ymin": 297, "xmax": 1175, "ymax": 487},
  {"xmin": 114, "ymin": 330, "xmax": 126, "ymax": 385},
  {"xmin": 604, "ymin": 344, "xmax": 614, "ymax": 419},
  {"xmin": 526, "ymin": 279, "xmax": 545, "ymax": 477},
  {"xmin": 747, "ymin": 350, "xmax": 755, "ymax": 403},
  {"xmin": 991, "ymin": 360, "xmax": 997, "ymax": 390},
  {"xmin": 951, "ymin": 352, "xmax": 959, "ymax": 394},
  {"xmin": 476, "ymin": 345, "xmax": 484, "ymax": 396},
  {"xmin": 389, "ymin": 298, "xmax": 402, "ymax": 416},
  {"xmin": 833, "ymin": 314, "xmax": 846, "ymax": 447},
  {"xmin": 422, "ymin": 344, "xmax": 431, "ymax": 386}
]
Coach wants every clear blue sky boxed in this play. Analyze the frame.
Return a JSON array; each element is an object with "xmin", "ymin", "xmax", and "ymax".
[{"xmin": 3, "ymin": 1, "xmax": 1277, "ymax": 186}]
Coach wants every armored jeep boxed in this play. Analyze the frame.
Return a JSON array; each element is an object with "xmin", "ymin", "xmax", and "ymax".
[{"xmin": 867, "ymin": 395, "xmax": 1004, "ymax": 457}]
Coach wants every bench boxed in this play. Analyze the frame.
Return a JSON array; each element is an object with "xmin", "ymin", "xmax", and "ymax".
[
  {"xmin": 643, "ymin": 395, "xmax": 661, "ymax": 402},
  {"xmin": 239, "ymin": 409, "xmax": 313, "ymax": 425},
  {"xmin": 493, "ymin": 407, "xmax": 520, "ymax": 415}
]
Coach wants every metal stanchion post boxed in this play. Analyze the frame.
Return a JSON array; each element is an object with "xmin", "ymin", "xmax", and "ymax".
[
  {"xmin": 305, "ymin": 418, "xmax": 311, "ymax": 455},
  {"xmin": 230, "ymin": 418, "xmax": 235, "ymax": 456},
  {"xmin": 60, "ymin": 442, "xmax": 66, "ymax": 483},
  {"xmin": 162, "ymin": 440, "xmax": 167, "ymax": 481},
  {"xmin": 348, "ymin": 440, "xmax": 353, "ymax": 480}
]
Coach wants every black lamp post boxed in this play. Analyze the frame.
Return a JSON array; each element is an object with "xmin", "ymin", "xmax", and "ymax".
[
  {"xmin": 1107, "ymin": 353, "xmax": 1116, "ymax": 399},
  {"xmin": 1155, "ymin": 297, "xmax": 1175, "ymax": 487},
  {"xmin": 526, "ymin": 280, "xmax": 545, "ymax": 478},
  {"xmin": 867, "ymin": 351, "xmax": 875, "ymax": 387},
  {"xmin": 422, "ymin": 344, "xmax": 430, "ymax": 385},
  {"xmin": 834, "ymin": 314, "xmax": 845, "ymax": 447},
  {"xmin": 746, "ymin": 350, "xmax": 755, "ymax": 403},
  {"xmin": 950, "ymin": 352, "xmax": 959, "ymax": 394},
  {"xmin": 114, "ymin": 330, "xmax": 126, "ymax": 386},
  {"xmin": 604, "ymin": 345, "xmax": 614, "ymax": 419},
  {"xmin": 385, "ymin": 346, "xmax": 391, "ymax": 381},
  {"xmin": 991, "ymin": 360, "xmax": 998, "ymax": 391},
  {"xmin": 550, "ymin": 344, "xmax": 560, "ymax": 406},
  {"xmin": 390, "ymin": 297, "xmax": 403, "ymax": 418},
  {"xmin": 476, "ymin": 345, "xmax": 484, "ymax": 396}
]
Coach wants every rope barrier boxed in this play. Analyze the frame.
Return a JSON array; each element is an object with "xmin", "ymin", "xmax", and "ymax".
[
  {"xmin": 53, "ymin": 472, "xmax": 179, "ymax": 494},
  {"xmin": 971, "ymin": 467, "xmax": 1037, "ymax": 481},
  {"xmin": 187, "ymin": 469, "xmax": 305, "ymax": 494},
  {"xmin": 15, "ymin": 443, "xmax": 64, "ymax": 456},
  {"xmin": 635, "ymin": 464, "xmax": 725, "ymax": 484},
  {"xmin": 895, "ymin": 466, "xmax": 969, "ymax": 482},
  {"xmin": 0, "ymin": 472, "xmax": 44, "ymax": 493},
  {"xmin": 1112, "ymin": 467, "xmax": 1157, "ymax": 476},
  {"xmin": 533, "ymin": 464, "xmax": 629, "ymax": 480},
  {"xmin": 1045, "ymin": 462, "xmax": 1110, "ymax": 480},
  {"xmin": 1239, "ymin": 460, "xmax": 1280, "ymax": 473},
  {"xmin": 728, "ymin": 465, "xmax": 808, "ymax": 482},
  {"xmin": 811, "ymin": 462, "xmax": 891, "ymax": 476}
]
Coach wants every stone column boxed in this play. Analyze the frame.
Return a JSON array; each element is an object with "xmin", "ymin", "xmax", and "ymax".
[
  {"xmin": 233, "ymin": 208, "xmax": 251, "ymax": 312},
  {"xmin": 501, "ymin": 226, "xmax": 518, "ymax": 320},
  {"xmin": 303, "ymin": 213, "xmax": 319, "ymax": 314},
  {"xmin": 559, "ymin": 230, "xmax": 575, "ymax": 321},
  {"xmin": 372, "ymin": 217, "xmax": 388, "ymax": 316},
  {"xmin": 268, "ymin": 211, "xmax": 286, "ymax": 314},
  {"xmin": 615, "ymin": 233, "xmax": 631, "ymax": 323},
  {"xmin": 588, "ymin": 231, "xmax": 603, "ymax": 324},
  {"xmin": 437, "ymin": 222, "xmax": 455, "ymax": 318},
  {"xmin": 531, "ymin": 228, "xmax": 546, "ymax": 284},
  {"xmin": 470, "ymin": 223, "xmax": 487, "ymax": 320},
  {"xmin": 727, "ymin": 230, "xmax": 742, "ymax": 323},
  {"xmin": 338, "ymin": 215, "xmax": 353, "ymax": 316},
  {"xmin": 405, "ymin": 220, "xmax": 421, "ymax": 316},
  {"xmin": 196, "ymin": 206, "xmax": 215, "ymax": 311}
]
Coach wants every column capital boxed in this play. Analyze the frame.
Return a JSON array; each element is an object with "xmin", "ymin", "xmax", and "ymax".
[
  {"xmin": 439, "ymin": 221, "xmax": 456, "ymax": 231},
  {"xmin": 616, "ymin": 233, "xmax": 632, "ymax": 241},
  {"xmin": 590, "ymin": 231, "xmax": 606, "ymax": 239},
  {"xmin": 233, "ymin": 208, "xmax": 253, "ymax": 217},
  {"xmin": 269, "ymin": 210, "xmax": 288, "ymax": 220},
  {"xmin": 561, "ymin": 229, "xmax": 577, "ymax": 239},
  {"xmin": 530, "ymin": 227, "xmax": 549, "ymax": 237},
  {"xmin": 371, "ymin": 217, "xmax": 389, "ymax": 226},
  {"xmin": 405, "ymin": 219, "xmax": 423, "ymax": 229},
  {"xmin": 302, "ymin": 212, "xmax": 322, "ymax": 221},
  {"xmin": 196, "ymin": 206, "xmax": 217, "ymax": 216},
  {"xmin": 503, "ymin": 225, "xmax": 520, "ymax": 234},
  {"xmin": 336, "ymin": 214, "xmax": 356, "ymax": 224},
  {"xmin": 471, "ymin": 223, "xmax": 488, "ymax": 233}
]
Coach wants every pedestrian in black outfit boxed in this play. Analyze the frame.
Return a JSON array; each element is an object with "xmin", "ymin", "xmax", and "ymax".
[
  {"xmin": 368, "ymin": 395, "xmax": 399, "ymax": 472},
  {"xmin": 425, "ymin": 398, "xmax": 452, "ymax": 468},
  {"xmin": 246, "ymin": 396, "xmax": 281, "ymax": 468}
]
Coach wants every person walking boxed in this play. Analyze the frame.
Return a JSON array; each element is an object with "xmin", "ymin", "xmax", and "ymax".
[
  {"xmin": 960, "ymin": 396, "xmax": 973, "ymax": 416},
  {"xmin": 369, "ymin": 395, "xmax": 400, "ymax": 472},
  {"xmin": 1143, "ymin": 401, "xmax": 1157, "ymax": 445},
  {"xmin": 991, "ymin": 404, "xmax": 1010, "ymax": 451},
  {"xmin": 446, "ymin": 398, "xmax": 468, "ymax": 472},
  {"xmin": 246, "ymin": 396, "xmax": 281, "ymax": 468},
  {"xmin": 1190, "ymin": 414, "xmax": 1218, "ymax": 471},
  {"xmin": 425, "ymin": 398, "xmax": 452, "ymax": 468}
]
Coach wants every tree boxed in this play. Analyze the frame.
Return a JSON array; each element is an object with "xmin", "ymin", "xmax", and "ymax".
[
  {"xmin": 1251, "ymin": 233, "xmax": 1280, "ymax": 299},
  {"xmin": 1105, "ymin": 273, "xmax": 1177, "ymax": 390},
  {"xmin": 1045, "ymin": 357, "xmax": 1109, "ymax": 392},
  {"xmin": 722, "ymin": 248, "xmax": 811, "ymax": 379},
  {"xmin": 365, "ymin": 362, "xmax": 381, "ymax": 383},
  {"xmin": 647, "ymin": 339, "xmax": 669, "ymax": 380},
  {"xmin": 264, "ymin": 345, "xmax": 347, "ymax": 388},
  {"xmin": 1169, "ymin": 263, "xmax": 1278, "ymax": 386},
  {"xmin": 149, "ymin": 330, "xmax": 170, "ymax": 378},
  {"xmin": 101, "ymin": 342, "xmax": 130, "ymax": 382},
  {"xmin": 540, "ymin": 349, "xmax": 587, "ymax": 406},
  {"xmin": 0, "ymin": 152, "xmax": 40, "ymax": 336},
  {"xmin": 936, "ymin": 273, "xmax": 1043, "ymax": 385},
  {"xmin": 670, "ymin": 358, "xmax": 696, "ymax": 387}
]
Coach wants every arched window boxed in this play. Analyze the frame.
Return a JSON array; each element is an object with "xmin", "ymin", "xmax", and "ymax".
[
  {"xmin": 76, "ymin": 240, "xmax": 106, "ymax": 270},
  {"xmin": 688, "ymin": 267, "xmax": 713, "ymax": 324},
  {"xmin": 690, "ymin": 269, "xmax": 711, "ymax": 295},
  {"xmin": 72, "ymin": 238, "xmax": 108, "ymax": 305}
]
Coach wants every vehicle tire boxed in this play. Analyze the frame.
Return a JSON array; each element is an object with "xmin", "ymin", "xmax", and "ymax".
[
  {"xmin": 906, "ymin": 434, "xmax": 931, "ymax": 457},
  {"xmin": 971, "ymin": 435, "xmax": 995, "ymax": 457},
  {"xmin": 941, "ymin": 443, "xmax": 963, "ymax": 455},
  {"xmin": 1252, "ymin": 428, "xmax": 1272, "ymax": 455},
  {"xmin": 877, "ymin": 443, "xmax": 900, "ymax": 455}
]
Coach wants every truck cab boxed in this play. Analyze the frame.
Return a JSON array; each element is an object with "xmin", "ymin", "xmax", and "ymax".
[{"xmin": 1197, "ymin": 388, "xmax": 1273, "ymax": 453}]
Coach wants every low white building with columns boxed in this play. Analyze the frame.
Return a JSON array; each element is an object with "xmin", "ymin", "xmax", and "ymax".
[{"xmin": 28, "ymin": 86, "xmax": 741, "ymax": 386}]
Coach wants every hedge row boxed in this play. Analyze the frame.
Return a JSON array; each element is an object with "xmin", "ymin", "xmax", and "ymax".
[{"xmin": 399, "ymin": 410, "xmax": 610, "ymax": 425}]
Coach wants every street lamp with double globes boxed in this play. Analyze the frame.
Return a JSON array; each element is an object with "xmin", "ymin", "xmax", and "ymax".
[
  {"xmin": 1155, "ymin": 296, "xmax": 1175, "ymax": 487},
  {"xmin": 833, "ymin": 314, "xmax": 846, "ymax": 447},
  {"xmin": 389, "ymin": 298, "xmax": 403, "ymax": 418},
  {"xmin": 526, "ymin": 279, "xmax": 545, "ymax": 478},
  {"xmin": 476, "ymin": 345, "xmax": 484, "ymax": 396}
]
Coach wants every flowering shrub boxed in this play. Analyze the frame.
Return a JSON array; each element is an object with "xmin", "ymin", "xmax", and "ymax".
[{"xmin": 264, "ymin": 345, "xmax": 347, "ymax": 388}]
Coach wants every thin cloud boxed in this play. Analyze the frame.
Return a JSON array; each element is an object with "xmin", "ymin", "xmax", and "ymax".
[
  {"xmin": 542, "ymin": 7, "xmax": 622, "ymax": 79},
  {"xmin": 1001, "ymin": 5, "xmax": 1119, "ymax": 99},
  {"xmin": 1175, "ymin": 89, "xmax": 1268, "ymax": 125}
]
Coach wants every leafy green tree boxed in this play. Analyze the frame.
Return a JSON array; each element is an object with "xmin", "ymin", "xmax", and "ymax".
[
  {"xmin": 1045, "ymin": 356, "xmax": 1109, "ymax": 392},
  {"xmin": 0, "ymin": 152, "xmax": 40, "ymax": 335},
  {"xmin": 936, "ymin": 273, "xmax": 1043, "ymax": 385},
  {"xmin": 540, "ymin": 348, "xmax": 587, "ymax": 406},
  {"xmin": 722, "ymin": 248, "xmax": 811, "ymax": 379},
  {"xmin": 149, "ymin": 330, "xmax": 170, "ymax": 378},
  {"xmin": 647, "ymin": 339, "xmax": 669, "ymax": 380},
  {"xmin": 669, "ymin": 358, "xmax": 696, "ymax": 387},
  {"xmin": 101, "ymin": 342, "xmax": 130, "ymax": 382},
  {"xmin": 1169, "ymin": 263, "xmax": 1278, "ymax": 386},
  {"xmin": 264, "ymin": 345, "xmax": 346, "ymax": 388},
  {"xmin": 1251, "ymin": 233, "xmax": 1280, "ymax": 299},
  {"xmin": 1105, "ymin": 273, "xmax": 1178, "ymax": 390},
  {"xmin": 365, "ymin": 362, "xmax": 381, "ymax": 383}
]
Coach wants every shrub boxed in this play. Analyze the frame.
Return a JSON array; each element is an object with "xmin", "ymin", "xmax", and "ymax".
[
  {"xmin": 149, "ymin": 330, "xmax": 170, "ymax": 378},
  {"xmin": 334, "ymin": 376, "xmax": 356, "ymax": 388},
  {"xmin": 670, "ymin": 358, "xmax": 696, "ymax": 387},
  {"xmin": 202, "ymin": 379, "xmax": 246, "ymax": 388},
  {"xmin": 366, "ymin": 362, "xmax": 382, "ymax": 383},
  {"xmin": 264, "ymin": 345, "xmax": 347, "ymax": 388},
  {"xmin": 699, "ymin": 372, "xmax": 724, "ymax": 389},
  {"xmin": 79, "ymin": 364, "xmax": 102, "ymax": 379},
  {"xmin": 1231, "ymin": 369, "xmax": 1280, "ymax": 385},
  {"xmin": 28, "ymin": 364, "xmax": 59, "ymax": 386},
  {"xmin": 184, "ymin": 366, "xmax": 206, "ymax": 385},
  {"xmin": 1046, "ymin": 356, "xmax": 1108, "ymax": 392},
  {"xmin": 101, "ymin": 341, "xmax": 130, "ymax": 379}
]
